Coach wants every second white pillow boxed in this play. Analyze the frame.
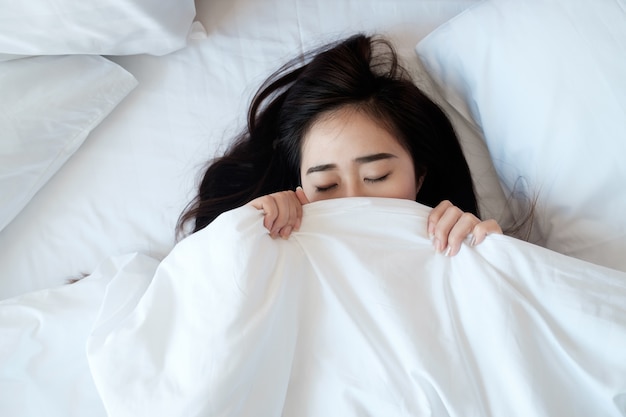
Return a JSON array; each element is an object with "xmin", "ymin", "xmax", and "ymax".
[
  {"xmin": 416, "ymin": 0, "xmax": 626, "ymax": 271},
  {"xmin": 0, "ymin": 55, "xmax": 138, "ymax": 232}
]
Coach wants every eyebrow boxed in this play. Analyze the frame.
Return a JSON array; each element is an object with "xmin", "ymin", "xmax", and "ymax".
[{"xmin": 305, "ymin": 152, "xmax": 397, "ymax": 175}]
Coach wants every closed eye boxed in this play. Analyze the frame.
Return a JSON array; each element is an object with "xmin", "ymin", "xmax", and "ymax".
[
  {"xmin": 364, "ymin": 173, "xmax": 389, "ymax": 183},
  {"xmin": 316, "ymin": 184, "xmax": 338, "ymax": 192}
]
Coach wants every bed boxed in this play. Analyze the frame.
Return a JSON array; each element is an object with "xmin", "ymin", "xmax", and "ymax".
[{"xmin": 1, "ymin": 0, "xmax": 625, "ymax": 416}]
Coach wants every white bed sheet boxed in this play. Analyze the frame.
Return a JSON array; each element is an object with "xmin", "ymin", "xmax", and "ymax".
[
  {"xmin": 0, "ymin": 0, "xmax": 506, "ymax": 300},
  {"xmin": 2, "ymin": 198, "xmax": 625, "ymax": 416},
  {"xmin": 0, "ymin": 254, "xmax": 154, "ymax": 417}
]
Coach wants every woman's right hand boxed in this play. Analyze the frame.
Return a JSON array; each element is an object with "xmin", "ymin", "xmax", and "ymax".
[{"xmin": 247, "ymin": 187, "xmax": 309, "ymax": 239}]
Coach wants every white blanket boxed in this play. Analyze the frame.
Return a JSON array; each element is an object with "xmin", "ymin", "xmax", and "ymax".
[{"xmin": 2, "ymin": 198, "xmax": 626, "ymax": 416}]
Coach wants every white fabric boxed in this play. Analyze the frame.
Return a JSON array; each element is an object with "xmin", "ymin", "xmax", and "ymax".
[
  {"xmin": 0, "ymin": 55, "xmax": 137, "ymax": 232},
  {"xmin": 0, "ymin": 0, "xmax": 504, "ymax": 300},
  {"xmin": 2, "ymin": 199, "xmax": 625, "ymax": 416},
  {"xmin": 0, "ymin": 253, "xmax": 157, "ymax": 417},
  {"xmin": 0, "ymin": 0, "xmax": 197, "ymax": 57},
  {"xmin": 87, "ymin": 199, "xmax": 625, "ymax": 416},
  {"xmin": 416, "ymin": 0, "xmax": 626, "ymax": 271}
]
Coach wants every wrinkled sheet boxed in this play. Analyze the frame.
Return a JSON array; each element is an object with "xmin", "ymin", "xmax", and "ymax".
[
  {"xmin": 87, "ymin": 198, "xmax": 626, "ymax": 416},
  {"xmin": 1, "ymin": 198, "xmax": 625, "ymax": 416}
]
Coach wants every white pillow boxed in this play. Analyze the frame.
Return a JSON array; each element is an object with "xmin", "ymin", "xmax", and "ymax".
[
  {"xmin": 416, "ymin": 0, "xmax": 626, "ymax": 272},
  {"xmin": 0, "ymin": 0, "xmax": 502, "ymax": 300},
  {"xmin": 0, "ymin": 0, "xmax": 196, "ymax": 58},
  {"xmin": 0, "ymin": 55, "xmax": 137, "ymax": 232}
]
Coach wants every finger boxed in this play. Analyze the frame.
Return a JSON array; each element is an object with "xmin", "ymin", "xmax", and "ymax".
[
  {"xmin": 431, "ymin": 204, "xmax": 464, "ymax": 253},
  {"xmin": 279, "ymin": 225, "xmax": 293, "ymax": 239},
  {"xmin": 427, "ymin": 200, "xmax": 453, "ymax": 238},
  {"xmin": 295, "ymin": 186, "xmax": 310, "ymax": 205},
  {"xmin": 470, "ymin": 219, "xmax": 503, "ymax": 246},
  {"xmin": 445, "ymin": 212, "xmax": 481, "ymax": 256},
  {"xmin": 281, "ymin": 193, "xmax": 299, "ymax": 238},
  {"xmin": 248, "ymin": 196, "xmax": 279, "ymax": 231},
  {"xmin": 294, "ymin": 187, "xmax": 308, "ymax": 230},
  {"xmin": 269, "ymin": 192, "xmax": 294, "ymax": 237},
  {"xmin": 274, "ymin": 191, "xmax": 305, "ymax": 238}
]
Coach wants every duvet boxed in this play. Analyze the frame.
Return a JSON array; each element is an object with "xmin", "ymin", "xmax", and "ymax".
[{"xmin": 1, "ymin": 198, "xmax": 625, "ymax": 416}]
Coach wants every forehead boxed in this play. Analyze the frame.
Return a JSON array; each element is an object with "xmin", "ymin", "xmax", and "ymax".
[{"xmin": 301, "ymin": 107, "xmax": 405, "ymax": 162}]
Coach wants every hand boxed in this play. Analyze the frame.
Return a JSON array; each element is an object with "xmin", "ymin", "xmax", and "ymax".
[
  {"xmin": 248, "ymin": 187, "xmax": 310, "ymax": 239},
  {"xmin": 427, "ymin": 200, "xmax": 502, "ymax": 256}
]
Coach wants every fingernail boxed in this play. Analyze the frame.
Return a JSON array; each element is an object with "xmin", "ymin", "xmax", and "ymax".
[
  {"xmin": 433, "ymin": 238, "xmax": 441, "ymax": 252},
  {"xmin": 428, "ymin": 223, "xmax": 435, "ymax": 239},
  {"xmin": 281, "ymin": 226, "xmax": 292, "ymax": 239},
  {"xmin": 444, "ymin": 246, "xmax": 452, "ymax": 257}
]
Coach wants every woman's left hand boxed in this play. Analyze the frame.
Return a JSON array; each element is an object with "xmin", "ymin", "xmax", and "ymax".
[{"xmin": 427, "ymin": 200, "xmax": 502, "ymax": 256}]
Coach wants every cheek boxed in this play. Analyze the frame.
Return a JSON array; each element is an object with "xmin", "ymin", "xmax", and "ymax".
[
  {"xmin": 407, "ymin": 177, "xmax": 419, "ymax": 200},
  {"xmin": 400, "ymin": 164, "xmax": 419, "ymax": 200},
  {"xmin": 389, "ymin": 177, "xmax": 418, "ymax": 201}
]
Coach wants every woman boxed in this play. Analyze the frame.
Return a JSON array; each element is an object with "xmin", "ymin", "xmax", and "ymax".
[{"xmin": 178, "ymin": 34, "xmax": 501, "ymax": 256}]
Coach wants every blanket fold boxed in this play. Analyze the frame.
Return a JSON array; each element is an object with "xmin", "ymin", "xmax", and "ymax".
[
  {"xmin": 2, "ymin": 198, "xmax": 625, "ymax": 416},
  {"xmin": 86, "ymin": 198, "xmax": 626, "ymax": 417}
]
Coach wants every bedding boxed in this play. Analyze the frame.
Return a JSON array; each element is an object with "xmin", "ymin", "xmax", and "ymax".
[
  {"xmin": 0, "ymin": 255, "xmax": 148, "ymax": 417},
  {"xmin": 416, "ymin": 0, "xmax": 626, "ymax": 271},
  {"xmin": 0, "ymin": 55, "xmax": 137, "ymax": 232},
  {"xmin": 1, "ymin": 0, "xmax": 625, "ymax": 415},
  {"xmin": 2, "ymin": 199, "xmax": 625, "ymax": 416},
  {"xmin": 0, "ymin": 0, "xmax": 197, "ymax": 58},
  {"xmin": 0, "ymin": 0, "xmax": 505, "ymax": 300}
]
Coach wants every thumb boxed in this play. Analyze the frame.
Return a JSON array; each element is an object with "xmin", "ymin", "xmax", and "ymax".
[{"xmin": 295, "ymin": 186, "xmax": 310, "ymax": 205}]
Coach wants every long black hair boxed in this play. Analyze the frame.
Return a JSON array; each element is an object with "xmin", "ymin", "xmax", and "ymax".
[{"xmin": 178, "ymin": 34, "xmax": 478, "ymax": 235}]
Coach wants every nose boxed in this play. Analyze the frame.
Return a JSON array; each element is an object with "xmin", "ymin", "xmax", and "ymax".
[{"xmin": 343, "ymin": 178, "xmax": 366, "ymax": 198}]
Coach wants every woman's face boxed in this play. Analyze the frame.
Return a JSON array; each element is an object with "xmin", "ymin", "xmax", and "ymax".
[{"xmin": 300, "ymin": 108, "xmax": 420, "ymax": 203}]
